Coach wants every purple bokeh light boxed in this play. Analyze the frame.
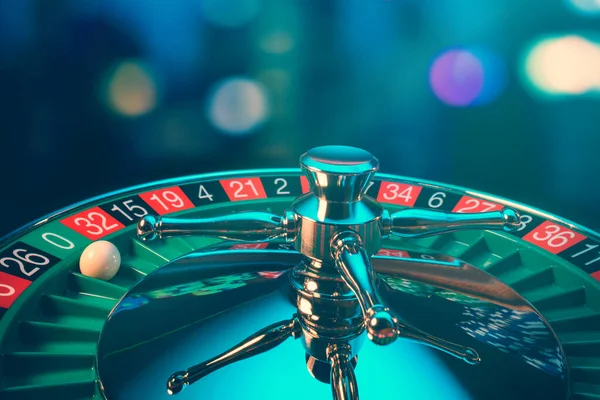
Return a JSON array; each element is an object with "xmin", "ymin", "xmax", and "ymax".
[{"xmin": 429, "ymin": 50, "xmax": 484, "ymax": 107}]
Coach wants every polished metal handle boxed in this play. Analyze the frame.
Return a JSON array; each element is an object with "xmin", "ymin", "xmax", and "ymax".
[
  {"xmin": 137, "ymin": 210, "xmax": 298, "ymax": 242},
  {"xmin": 330, "ymin": 230, "xmax": 481, "ymax": 365},
  {"xmin": 328, "ymin": 344, "xmax": 360, "ymax": 400},
  {"xmin": 396, "ymin": 320, "xmax": 480, "ymax": 365},
  {"xmin": 167, "ymin": 317, "xmax": 301, "ymax": 395},
  {"xmin": 383, "ymin": 208, "xmax": 520, "ymax": 239},
  {"xmin": 331, "ymin": 231, "xmax": 398, "ymax": 346}
]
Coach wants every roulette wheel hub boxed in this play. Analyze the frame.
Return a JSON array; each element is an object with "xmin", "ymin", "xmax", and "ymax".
[{"xmin": 110, "ymin": 145, "xmax": 542, "ymax": 399}]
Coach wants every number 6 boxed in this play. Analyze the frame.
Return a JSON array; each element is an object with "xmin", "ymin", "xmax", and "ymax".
[{"xmin": 428, "ymin": 192, "xmax": 445, "ymax": 208}]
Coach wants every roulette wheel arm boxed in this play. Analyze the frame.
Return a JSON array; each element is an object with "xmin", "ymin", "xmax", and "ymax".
[{"xmin": 166, "ymin": 316, "xmax": 302, "ymax": 395}]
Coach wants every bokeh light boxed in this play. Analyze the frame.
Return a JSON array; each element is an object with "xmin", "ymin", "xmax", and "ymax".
[
  {"xmin": 105, "ymin": 60, "xmax": 158, "ymax": 117},
  {"xmin": 200, "ymin": 0, "xmax": 261, "ymax": 28},
  {"xmin": 207, "ymin": 77, "xmax": 270, "ymax": 135},
  {"xmin": 523, "ymin": 35, "xmax": 600, "ymax": 96},
  {"xmin": 430, "ymin": 50, "xmax": 483, "ymax": 107},
  {"xmin": 470, "ymin": 48, "xmax": 507, "ymax": 105},
  {"xmin": 429, "ymin": 48, "xmax": 506, "ymax": 107},
  {"xmin": 260, "ymin": 31, "xmax": 294, "ymax": 54},
  {"xmin": 565, "ymin": 0, "xmax": 600, "ymax": 16}
]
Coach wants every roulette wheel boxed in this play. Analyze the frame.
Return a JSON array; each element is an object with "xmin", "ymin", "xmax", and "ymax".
[{"xmin": 0, "ymin": 145, "xmax": 599, "ymax": 400}]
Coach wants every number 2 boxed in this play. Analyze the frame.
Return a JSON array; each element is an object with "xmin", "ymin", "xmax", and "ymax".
[{"xmin": 274, "ymin": 178, "xmax": 290, "ymax": 195}]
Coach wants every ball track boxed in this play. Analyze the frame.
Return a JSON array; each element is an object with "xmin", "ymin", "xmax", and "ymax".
[
  {"xmin": 0, "ymin": 232, "xmax": 232, "ymax": 399},
  {"xmin": 402, "ymin": 228, "xmax": 600, "ymax": 398}
]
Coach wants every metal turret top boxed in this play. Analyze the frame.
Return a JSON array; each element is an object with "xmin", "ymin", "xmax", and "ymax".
[{"xmin": 300, "ymin": 146, "xmax": 378, "ymax": 203}]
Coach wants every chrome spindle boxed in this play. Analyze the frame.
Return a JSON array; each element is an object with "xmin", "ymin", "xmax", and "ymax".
[
  {"xmin": 382, "ymin": 207, "xmax": 520, "ymax": 239},
  {"xmin": 137, "ymin": 210, "xmax": 298, "ymax": 242},
  {"xmin": 331, "ymin": 231, "xmax": 398, "ymax": 346},
  {"xmin": 167, "ymin": 317, "xmax": 301, "ymax": 395},
  {"xmin": 396, "ymin": 320, "xmax": 480, "ymax": 365},
  {"xmin": 328, "ymin": 344, "xmax": 360, "ymax": 400}
]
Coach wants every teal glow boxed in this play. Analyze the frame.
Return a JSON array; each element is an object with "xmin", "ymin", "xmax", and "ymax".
[
  {"xmin": 199, "ymin": 0, "xmax": 261, "ymax": 28},
  {"xmin": 111, "ymin": 294, "xmax": 471, "ymax": 399},
  {"xmin": 565, "ymin": 0, "xmax": 600, "ymax": 16}
]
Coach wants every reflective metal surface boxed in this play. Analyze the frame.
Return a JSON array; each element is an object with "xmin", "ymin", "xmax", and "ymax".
[
  {"xmin": 135, "ymin": 146, "xmax": 521, "ymax": 363},
  {"xmin": 137, "ymin": 210, "xmax": 297, "ymax": 243},
  {"xmin": 300, "ymin": 145, "xmax": 379, "ymax": 203},
  {"xmin": 97, "ymin": 248, "xmax": 568, "ymax": 400},
  {"xmin": 331, "ymin": 231, "xmax": 398, "ymax": 346},
  {"xmin": 167, "ymin": 317, "xmax": 302, "ymax": 395},
  {"xmin": 384, "ymin": 208, "xmax": 520, "ymax": 238},
  {"xmin": 328, "ymin": 344, "xmax": 359, "ymax": 400}
]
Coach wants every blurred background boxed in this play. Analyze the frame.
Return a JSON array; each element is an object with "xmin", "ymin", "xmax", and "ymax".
[{"xmin": 1, "ymin": 0, "xmax": 600, "ymax": 237}]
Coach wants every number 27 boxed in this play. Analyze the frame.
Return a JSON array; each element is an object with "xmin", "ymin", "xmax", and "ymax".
[{"xmin": 455, "ymin": 199, "xmax": 497, "ymax": 213}]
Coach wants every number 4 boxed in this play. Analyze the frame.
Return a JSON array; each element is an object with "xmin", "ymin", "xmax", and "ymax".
[{"xmin": 198, "ymin": 185, "xmax": 213, "ymax": 201}]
